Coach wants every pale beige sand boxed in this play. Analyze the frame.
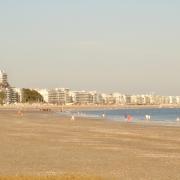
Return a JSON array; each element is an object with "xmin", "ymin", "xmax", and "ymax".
[{"xmin": 0, "ymin": 109, "xmax": 180, "ymax": 180}]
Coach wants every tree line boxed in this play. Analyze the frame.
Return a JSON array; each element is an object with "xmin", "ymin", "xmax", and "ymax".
[{"xmin": 22, "ymin": 89, "xmax": 44, "ymax": 103}]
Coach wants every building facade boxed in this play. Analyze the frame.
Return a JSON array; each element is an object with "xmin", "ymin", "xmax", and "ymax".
[
  {"xmin": 5, "ymin": 87, "xmax": 18, "ymax": 104},
  {"xmin": 74, "ymin": 91, "xmax": 94, "ymax": 104},
  {"xmin": 36, "ymin": 89, "xmax": 49, "ymax": 103},
  {"xmin": 0, "ymin": 70, "xmax": 9, "ymax": 88},
  {"xmin": 48, "ymin": 88, "xmax": 72, "ymax": 105}
]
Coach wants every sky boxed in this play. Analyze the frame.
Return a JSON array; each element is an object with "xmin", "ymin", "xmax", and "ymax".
[{"xmin": 0, "ymin": 0, "xmax": 180, "ymax": 95}]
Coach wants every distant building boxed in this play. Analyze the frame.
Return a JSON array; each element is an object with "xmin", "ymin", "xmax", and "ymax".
[
  {"xmin": 0, "ymin": 70, "xmax": 9, "ymax": 88},
  {"xmin": 112, "ymin": 93, "xmax": 126, "ymax": 104},
  {"xmin": 5, "ymin": 87, "xmax": 18, "ymax": 104},
  {"xmin": 131, "ymin": 95, "xmax": 138, "ymax": 105},
  {"xmin": 74, "ymin": 91, "xmax": 93, "ymax": 104},
  {"xmin": 93, "ymin": 93, "xmax": 104, "ymax": 104},
  {"xmin": 125, "ymin": 95, "xmax": 132, "ymax": 104},
  {"xmin": 14, "ymin": 88, "xmax": 23, "ymax": 103},
  {"xmin": 169, "ymin": 96, "xmax": 177, "ymax": 104},
  {"xmin": 36, "ymin": 89, "xmax": 49, "ymax": 103},
  {"xmin": 0, "ymin": 70, "xmax": 18, "ymax": 104},
  {"xmin": 106, "ymin": 94, "xmax": 115, "ymax": 104},
  {"xmin": 48, "ymin": 88, "xmax": 72, "ymax": 105},
  {"xmin": 176, "ymin": 97, "xmax": 180, "ymax": 104}
]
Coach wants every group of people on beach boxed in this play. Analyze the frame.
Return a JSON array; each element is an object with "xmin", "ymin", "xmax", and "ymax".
[
  {"xmin": 70, "ymin": 112, "xmax": 180, "ymax": 123},
  {"xmin": 145, "ymin": 115, "xmax": 151, "ymax": 121}
]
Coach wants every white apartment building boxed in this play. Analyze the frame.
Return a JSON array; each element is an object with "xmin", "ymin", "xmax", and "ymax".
[
  {"xmin": 14, "ymin": 88, "xmax": 23, "ymax": 102},
  {"xmin": 93, "ymin": 93, "xmax": 104, "ymax": 104},
  {"xmin": 130, "ymin": 95, "xmax": 138, "ymax": 104},
  {"xmin": 5, "ymin": 87, "xmax": 18, "ymax": 104},
  {"xmin": 100, "ymin": 93, "xmax": 109, "ymax": 104},
  {"xmin": 168, "ymin": 96, "xmax": 177, "ymax": 104},
  {"xmin": 176, "ymin": 96, "xmax": 180, "ymax": 104},
  {"xmin": 74, "ymin": 91, "xmax": 93, "ymax": 104},
  {"xmin": 0, "ymin": 70, "xmax": 9, "ymax": 88},
  {"xmin": 48, "ymin": 88, "xmax": 72, "ymax": 105},
  {"xmin": 112, "ymin": 93, "xmax": 121, "ymax": 104},
  {"xmin": 125, "ymin": 95, "xmax": 132, "ymax": 104},
  {"xmin": 36, "ymin": 89, "xmax": 49, "ymax": 103},
  {"xmin": 105, "ymin": 94, "xmax": 115, "ymax": 104},
  {"xmin": 112, "ymin": 93, "xmax": 126, "ymax": 104}
]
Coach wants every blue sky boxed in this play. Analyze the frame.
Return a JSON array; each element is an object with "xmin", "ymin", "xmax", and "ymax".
[{"xmin": 0, "ymin": 0, "xmax": 179, "ymax": 95}]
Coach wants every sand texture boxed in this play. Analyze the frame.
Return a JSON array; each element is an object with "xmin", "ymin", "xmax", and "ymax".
[{"xmin": 0, "ymin": 110, "xmax": 180, "ymax": 180}]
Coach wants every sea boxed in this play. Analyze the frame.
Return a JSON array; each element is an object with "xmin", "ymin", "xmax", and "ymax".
[{"xmin": 67, "ymin": 107, "xmax": 180, "ymax": 125}]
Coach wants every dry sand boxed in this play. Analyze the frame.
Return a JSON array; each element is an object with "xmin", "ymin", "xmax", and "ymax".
[{"xmin": 0, "ymin": 109, "xmax": 180, "ymax": 180}]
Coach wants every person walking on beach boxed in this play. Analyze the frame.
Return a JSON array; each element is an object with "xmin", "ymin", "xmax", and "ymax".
[
  {"xmin": 145, "ymin": 115, "xmax": 151, "ymax": 121},
  {"xmin": 61, "ymin": 106, "xmax": 64, "ymax": 112},
  {"xmin": 71, "ymin": 115, "xmax": 75, "ymax": 121},
  {"xmin": 127, "ymin": 115, "xmax": 133, "ymax": 122},
  {"xmin": 17, "ymin": 109, "xmax": 23, "ymax": 117},
  {"xmin": 176, "ymin": 117, "xmax": 180, "ymax": 122}
]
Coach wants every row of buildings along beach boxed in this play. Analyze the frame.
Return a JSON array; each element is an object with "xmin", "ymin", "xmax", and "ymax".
[{"xmin": 1, "ymin": 70, "xmax": 180, "ymax": 105}]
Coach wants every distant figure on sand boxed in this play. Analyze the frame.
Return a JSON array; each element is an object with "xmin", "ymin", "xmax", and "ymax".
[
  {"xmin": 61, "ymin": 106, "xmax": 64, "ymax": 112},
  {"xmin": 71, "ymin": 115, "xmax": 75, "ymax": 121},
  {"xmin": 17, "ymin": 110, "xmax": 23, "ymax": 117},
  {"xmin": 127, "ymin": 115, "xmax": 133, "ymax": 122},
  {"xmin": 145, "ymin": 115, "xmax": 151, "ymax": 121},
  {"xmin": 176, "ymin": 117, "xmax": 180, "ymax": 122},
  {"xmin": 102, "ymin": 114, "xmax": 105, "ymax": 118}
]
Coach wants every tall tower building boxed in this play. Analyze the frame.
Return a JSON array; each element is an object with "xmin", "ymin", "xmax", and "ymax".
[{"xmin": 0, "ymin": 70, "xmax": 9, "ymax": 88}]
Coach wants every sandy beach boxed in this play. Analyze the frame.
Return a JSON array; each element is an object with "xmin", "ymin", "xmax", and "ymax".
[{"xmin": 0, "ymin": 109, "xmax": 180, "ymax": 180}]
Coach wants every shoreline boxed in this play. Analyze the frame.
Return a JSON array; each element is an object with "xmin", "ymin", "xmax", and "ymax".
[
  {"xmin": 55, "ymin": 111, "xmax": 180, "ymax": 129},
  {"xmin": 1, "ymin": 104, "xmax": 180, "ymax": 111},
  {"xmin": 1, "ymin": 105, "xmax": 180, "ymax": 128}
]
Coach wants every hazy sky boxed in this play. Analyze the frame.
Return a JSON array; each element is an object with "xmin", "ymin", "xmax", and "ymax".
[{"xmin": 0, "ymin": 0, "xmax": 179, "ymax": 95}]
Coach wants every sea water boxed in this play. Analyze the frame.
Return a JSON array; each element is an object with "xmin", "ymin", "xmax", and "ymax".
[{"xmin": 71, "ymin": 108, "xmax": 180, "ymax": 124}]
